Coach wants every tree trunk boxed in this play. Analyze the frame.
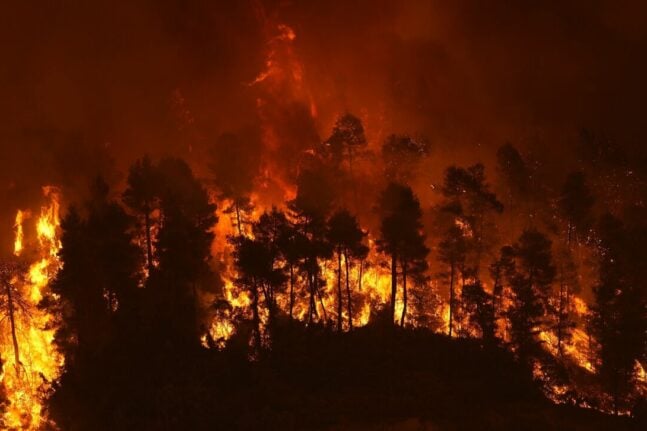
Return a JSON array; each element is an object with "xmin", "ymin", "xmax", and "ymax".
[
  {"xmin": 251, "ymin": 277, "xmax": 261, "ymax": 354},
  {"xmin": 400, "ymin": 260, "xmax": 407, "ymax": 327},
  {"xmin": 264, "ymin": 283, "xmax": 275, "ymax": 340},
  {"xmin": 144, "ymin": 206, "xmax": 153, "ymax": 275},
  {"xmin": 448, "ymin": 263, "xmax": 455, "ymax": 337},
  {"xmin": 315, "ymin": 271, "xmax": 328, "ymax": 324},
  {"xmin": 307, "ymin": 268, "xmax": 316, "ymax": 325},
  {"xmin": 4, "ymin": 279, "xmax": 21, "ymax": 375},
  {"xmin": 557, "ymin": 275, "xmax": 565, "ymax": 356},
  {"xmin": 288, "ymin": 264, "xmax": 295, "ymax": 320},
  {"xmin": 391, "ymin": 252, "xmax": 397, "ymax": 324},
  {"xmin": 337, "ymin": 248, "xmax": 343, "ymax": 332},
  {"xmin": 345, "ymin": 251, "xmax": 353, "ymax": 331}
]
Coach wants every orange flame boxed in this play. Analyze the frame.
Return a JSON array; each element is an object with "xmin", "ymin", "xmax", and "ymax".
[{"xmin": 1, "ymin": 186, "xmax": 64, "ymax": 430}]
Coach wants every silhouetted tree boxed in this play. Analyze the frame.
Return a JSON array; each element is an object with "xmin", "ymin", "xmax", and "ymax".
[
  {"xmin": 150, "ymin": 158, "xmax": 217, "ymax": 345},
  {"xmin": 324, "ymin": 113, "xmax": 367, "ymax": 175},
  {"xmin": 506, "ymin": 229, "xmax": 556, "ymax": 358},
  {"xmin": 252, "ymin": 209, "xmax": 290, "ymax": 333},
  {"xmin": 461, "ymin": 279, "xmax": 496, "ymax": 344},
  {"xmin": 274, "ymin": 215, "xmax": 306, "ymax": 321},
  {"xmin": 209, "ymin": 129, "xmax": 262, "ymax": 235},
  {"xmin": 377, "ymin": 183, "xmax": 428, "ymax": 325},
  {"xmin": 558, "ymin": 171, "xmax": 595, "ymax": 246},
  {"xmin": 382, "ymin": 134, "xmax": 430, "ymax": 183},
  {"xmin": 591, "ymin": 214, "xmax": 647, "ymax": 414},
  {"xmin": 123, "ymin": 156, "xmax": 160, "ymax": 274},
  {"xmin": 438, "ymin": 224, "xmax": 468, "ymax": 337},
  {"xmin": 489, "ymin": 245, "xmax": 515, "ymax": 333},
  {"xmin": 327, "ymin": 209, "xmax": 368, "ymax": 331},
  {"xmin": 230, "ymin": 235, "xmax": 275, "ymax": 353},
  {"xmin": 289, "ymin": 165, "xmax": 334, "ymax": 325},
  {"xmin": 441, "ymin": 164, "xmax": 503, "ymax": 272},
  {"xmin": 44, "ymin": 177, "xmax": 140, "ymax": 366}
]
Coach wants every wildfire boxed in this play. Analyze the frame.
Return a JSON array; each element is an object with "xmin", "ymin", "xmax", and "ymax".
[
  {"xmin": 1, "ymin": 186, "xmax": 63, "ymax": 430},
  {"xmin": 13, "ymin": 211, "xmax": 26, "ymax": 257}
]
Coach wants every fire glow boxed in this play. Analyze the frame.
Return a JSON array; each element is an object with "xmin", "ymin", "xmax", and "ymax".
[{"xmin": 1, "ymin": 187, "xmax": 63, "ymax": 430}]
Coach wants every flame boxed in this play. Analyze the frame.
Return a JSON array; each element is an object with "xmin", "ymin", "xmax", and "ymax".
[
  {"xmin": 1, "ymin": 186, "xmax": 63, "ymax": 430},
  {"xmin": 13, "ymin": 211, "xmax": 27, "ymax": 257}
]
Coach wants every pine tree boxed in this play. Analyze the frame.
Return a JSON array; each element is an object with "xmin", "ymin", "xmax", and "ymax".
[
  {"xmin": 149, "ymin": 158, "xmax": 217, "ymax": 346},
  {"xmin": 288, "ymin": 165, "xmax": 334, "ymax": 325},
  {"xmin": 209, "ymin": 129, "xmax": 261, "ymax": 235},
  {"xmin": 377, "ymin": 183, "xmax": 428, "ymax": 325},
  {"xmin": 438, "ymin": 223, "xmax": 468, "ymax": 337},
  {"xmin": 591, "ymin": 214, "xmax": 647, "ymax": 414},
  {"xmin": 327, "ymin": 209, "xmax": 368, "ymax": 331},
  {"xmin": 382, "ymin": 134, "xmax": 430, "ymax": 183},
  {"xmin": 558, "ymin": 171, "xmax": 595, "ymax": 246},
  {"xmin": 123, "ymin": 156, "xmax": 160, "ymax": 275},
  {"xmin": 506, "ymin": 229, "xmax": 556, "ymax": 358}
]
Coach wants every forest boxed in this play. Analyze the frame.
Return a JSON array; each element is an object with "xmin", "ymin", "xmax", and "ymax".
[
  {"xmin": 1, "ymin": 115, "xmax": 645, "ymax": 430},
  {"xmin": 1, "ymin": 1, "xmax": 646, "ymax": 430}
]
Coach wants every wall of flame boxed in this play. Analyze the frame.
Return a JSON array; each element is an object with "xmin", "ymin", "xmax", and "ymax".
[{"xmin": 1, "ymin": 187, "xmax": 63, "ymax": 430}]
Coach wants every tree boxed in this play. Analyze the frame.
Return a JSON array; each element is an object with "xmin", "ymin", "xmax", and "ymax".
[
  {"xmin": 399, "ymin": 236, "xmax": 428, "ymax": 327},
  {"xmin": 591, "ymin": 214, "xmax": 647, "ymax": 414},
  {"xmin": 554, "ymin": 246, "xmax": 579, "ymax": 356},
  {"xmin": 149, "ymin": 158, "xmax": 217, "ymax": 345},
  {"xmin": 505, "ymin": 229, "xmax": 556, "ymax": 358},
  {"xmin": 327, "ymin": 209, "xmax": 368, "ymax": 331},
  {"xmin": 0, "ymin": 259, "xmax": 28, "ymax": 375},
  {"xmin": 44, "ymin": 178, "xmax": 140, "ymax": 366},
  {"xmin": 437, "ymin": 224, "xmax": 468, "ymax": 337},
  {"xmin": 274, "ymin": 214, "xmax": 306, "ymax": 321},
  {"xmin": 123, "ymin": 156, "xmax": 160, "ymax": 275},
  {"xmin": 209, "ymin": 129, "xmax": 262, "ymax": 235},
  {"xmin": 441, "ymin": 164, "xmax": 503, "ymax": 273},
  {"xmin": 252, "ymin": 209, "xmax": 290, "ymax": 333},
  {"xmin": 87, "ymin": 178, "xmax": 141, "ymax": 314},
  {"xmin": 382, "ymin": 134, "xmax": 430, "ymax": 183},
  {"xmin": 461, "ymin": 279, "xmax": 496, "ymax": 344},
  {"xmin": 324, "ymin": 113, "xmax": 367, "ymax": 175},
  {"xmin": 489, "ymin": 245, "xmax": 515, "ymax": 334},
  {"xmin": 288, "ymin": 165, "xmax": 334, "ymax": 325},
  {"xmin": 376, "ymin": 183, "xmax": 428, "ymax": 325},
  {"xmin": 230, "ymin": 235, "xmax": 279, "ymax": 354},
  {"xmin": 558, "ymin": 171, "xmax": 595, "ymax": 246}
]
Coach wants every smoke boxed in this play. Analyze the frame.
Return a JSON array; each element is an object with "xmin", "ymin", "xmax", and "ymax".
[{"xmin": 2, "ymin": 0, "xmax": 646, "ymax": 251}]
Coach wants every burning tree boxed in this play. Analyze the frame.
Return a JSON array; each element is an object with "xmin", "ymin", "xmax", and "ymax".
[
  {"xmin": 0, "ymin": 259, "xmax": 29, "ymax": 377},
  {"xmin": 0, "ymin": 187, "xmax": 64, "ymax": 430},
  {"xmin": 123, "ymin": 156, "xmax": 161, "ymax": 275},
  {"xmin": 209, "ymin": 129, "xmax": 262, "ymax": 236},
  {"xmin": 288, "ymin": 164, "xmax": 334, "ymax": 325},
  {"xmin": 327, "ymin": 209, "xmax": 368, "ymax": 332},
  {"xmin": 504, "ymin": 229, "xmax": 556, "ymax": 359},
  {"xmin": 376, "ymin": 183, "xmax": 428, "ymax": 326}
]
